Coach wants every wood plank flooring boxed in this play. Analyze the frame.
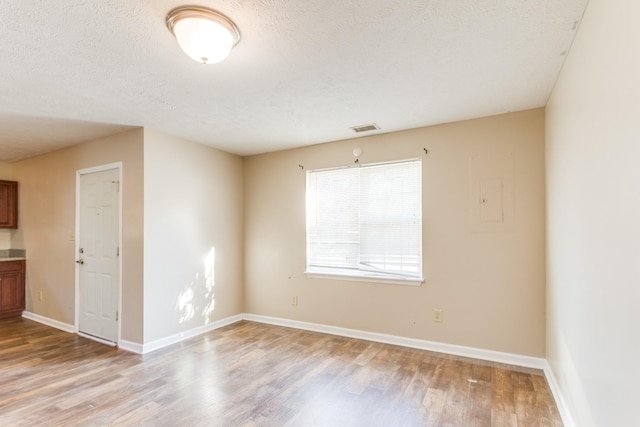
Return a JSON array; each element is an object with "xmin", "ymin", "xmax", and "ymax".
[{"xmin": 0, "ymin": 317, "xmax": 563, "ymax": 426}]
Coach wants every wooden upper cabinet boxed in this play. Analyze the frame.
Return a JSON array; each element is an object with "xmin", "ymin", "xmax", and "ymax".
[{"xmin": 0, "ymin": 180, "xmax": 18, "ymax": 229}]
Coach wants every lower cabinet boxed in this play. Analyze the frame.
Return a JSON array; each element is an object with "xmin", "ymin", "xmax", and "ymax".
[{"xmin": 0, "ymin": 260, "xmax": 25, "ymax": 319}]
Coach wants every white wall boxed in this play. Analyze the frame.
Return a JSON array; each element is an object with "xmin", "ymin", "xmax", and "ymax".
[
  {"xmin": 545, "ymin": 0, "xmax": 640, "ymax": 425},
  {"xmin": 143, "ymin": 130, "xmax": 244, "ymax": 343},
  {"xmin": 244, "ymin": 109, "xmax": 547, "ymax": 357}
]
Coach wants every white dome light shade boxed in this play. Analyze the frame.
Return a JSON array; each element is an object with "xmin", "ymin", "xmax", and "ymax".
[
  {"xmin": 166, "ymin": 6, "xmax": 240, "ymax": 65},
  {"xmin": 173, "ymin": 18, "xmax": 233, "ymax": 64}
]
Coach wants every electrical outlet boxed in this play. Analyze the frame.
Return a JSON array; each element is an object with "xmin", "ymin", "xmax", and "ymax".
[
  {"xmin": 434, "ymin": 309, "xmax": 443, "ymax": 323},
  {"xmin": 291, "ymin": 296, "xmax": 298, "ymax": 306}
]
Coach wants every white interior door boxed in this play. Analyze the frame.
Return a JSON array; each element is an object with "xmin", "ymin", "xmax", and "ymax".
[{"xmin": 78, "ymin": 168, "xmax": 120, "ymax": 343}]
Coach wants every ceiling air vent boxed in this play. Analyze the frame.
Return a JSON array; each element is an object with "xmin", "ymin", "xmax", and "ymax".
[{"xmin": 350, "ymin": 123, "xmax": 380, "ymax": 133}]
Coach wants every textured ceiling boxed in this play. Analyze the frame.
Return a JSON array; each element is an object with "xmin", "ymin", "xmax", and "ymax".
[{"xmin": 0, "ymin": 0, "xmax": 589, "ymax": 162}]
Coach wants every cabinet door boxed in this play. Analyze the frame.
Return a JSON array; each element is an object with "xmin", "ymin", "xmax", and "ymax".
[
  {"xmin": 0, "ymin": 271, "xmax": 25, "ymax": 314},
  {"xmin": 0, "ymin": 180, "xmax": 18, "ymax": 229}
]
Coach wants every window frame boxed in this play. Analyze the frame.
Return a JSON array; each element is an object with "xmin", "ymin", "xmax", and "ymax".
[{"xmin": 304, "ymin": 158, "xmax": 424, "ymax": 286}]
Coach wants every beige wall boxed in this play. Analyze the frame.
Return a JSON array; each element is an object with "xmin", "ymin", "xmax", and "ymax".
[
  {"xmin": 546, "ymin": 0, "xmax": 640, "ymax": 425},
  {"xmin": 10, "ymin": 129, "xmax": 144, "ymax": 343},
  {"xmin": 244, "ymin": 109, "xmax": 546, "ymax": 356},
  {"xmin": 142, "ymin": 130, "xmax": 244, "ymax": 343},
  {"xmin": 8, "ymin": 127, "xmax": 245, "ymax": 346},
  {"xmin": 0, "ymin": 162, "xmax": 11, "ymax": 178}
]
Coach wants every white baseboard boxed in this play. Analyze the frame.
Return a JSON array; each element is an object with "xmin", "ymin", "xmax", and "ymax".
[
  {"xmin": 118, "ymin": 339, "xmax": 144, "ymax": 354},
  {"xmin": 543, "ymin": 361, "xmax": 575, "ymax": 427},
  {"xmin": 242, "ymin": 313, "xmax": 547, "ymax": 370},
  {"xmin": 18, "ymin": 309, "xmax": 549, "ymax": 374},
  {"xmin": 140, "ymin": 314, "xmax": 244, "ymax": 354},
  {"xmin": 21, "ymin": 311, "xmax": 243, "ymax": 355},
  {"xmin": 22, "ymin": 311, "xmax": 76, "ymax": 334}
]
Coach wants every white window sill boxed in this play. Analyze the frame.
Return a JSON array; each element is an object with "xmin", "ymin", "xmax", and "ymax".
[{"xmin": 304, "ymin": 270, "xmax": 423, "ymax": 286}]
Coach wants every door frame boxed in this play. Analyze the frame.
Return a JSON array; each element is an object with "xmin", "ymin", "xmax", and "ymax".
[{"xmin": 74, "ymin": 162, "xmax": 123, "ymax": 346}]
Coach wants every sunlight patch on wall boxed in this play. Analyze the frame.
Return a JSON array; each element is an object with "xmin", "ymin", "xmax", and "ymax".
[
  {"xmin": 175, "ymin": 247, "xmax": 216, "ymax": 325},
  {"xmin": 202, "ymin": 246, "xmax": 216, "ymax": 323},
  {"xmin": 177, "ymin": 285, "xmax": 195, "ymax": 323}
]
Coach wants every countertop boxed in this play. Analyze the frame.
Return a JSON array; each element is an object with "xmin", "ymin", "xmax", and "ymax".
[{"xmin": 0, "ymin": 249, "xmax": 26, "ymax": 261}]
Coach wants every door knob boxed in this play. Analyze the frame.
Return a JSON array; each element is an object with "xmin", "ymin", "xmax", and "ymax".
[{"xmin": 76, "ymin": 259, "xmax": 84, "ymax": 265}]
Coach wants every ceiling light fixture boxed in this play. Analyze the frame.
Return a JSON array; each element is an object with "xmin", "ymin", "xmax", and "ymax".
[{"xmin": 166, "ymin": 6, "xmax": 240, "ymax": 64}]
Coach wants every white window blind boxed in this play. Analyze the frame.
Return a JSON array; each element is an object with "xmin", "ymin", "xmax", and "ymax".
[{"xmin": 306, "ymin": 159, "xmax": 422, "ymax": 283}]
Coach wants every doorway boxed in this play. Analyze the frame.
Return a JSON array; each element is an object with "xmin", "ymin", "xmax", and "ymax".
[{"xmin": 75, "ymin": 163, "xmax": 122, "ymax": 344}]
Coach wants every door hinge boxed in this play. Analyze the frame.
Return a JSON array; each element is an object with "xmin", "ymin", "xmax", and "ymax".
[
  {"xmin": 117, "ymin": 246, "xmax": 120, "ymax": 256},
  {"xmin": 112, "ymin": 180, "xmax": 120, "ymax": 192},
  {"xmin": 116, "ymin": 311, "xmax": 119, "ymax": 321}
]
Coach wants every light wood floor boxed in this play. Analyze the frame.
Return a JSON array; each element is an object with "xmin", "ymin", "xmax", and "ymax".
[{"xmin": 0, "ymin": 317, "xmax": 562, "ymax": 426}]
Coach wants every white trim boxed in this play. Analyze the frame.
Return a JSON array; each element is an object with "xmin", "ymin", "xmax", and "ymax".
[
  {"xmin": 22, "ymin": 311, "xmax": 76, "ymax": 334},
  {"xmin": 242, "ymin": 313, "xmax": 547, "ymax": 370},
  {"xmin": 141, "ymin": 314, "xmax": 244, "ymax": 354},
  {"xmin": 76, "ymin": 162, "xmax": 123, "ymax": 176},
  {"xmin": 305, "ymin": 271, "xmax": 423, "ymax": 286},
  {"xmin": 118, "ymin": 340, "xmax": 144, "ymax": 354},
  {"xmin": 543, "ymin": 361, "xmax": 576, "ymax": 427},
  {"xmin": 75, "ymin": 162, "xmax": 124, "ymax": 345},
  {"xmin": 309, "ymin": 157, "xmax": 421, "ymax": 173}
]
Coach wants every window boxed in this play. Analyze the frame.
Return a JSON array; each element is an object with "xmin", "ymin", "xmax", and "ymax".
[{"xmin": 305, "ymin": 159, "xmax": 423, "ymax": 284}]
